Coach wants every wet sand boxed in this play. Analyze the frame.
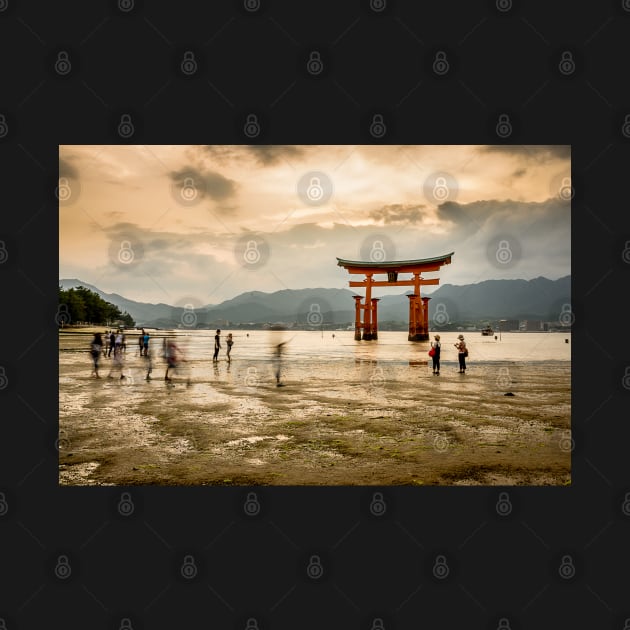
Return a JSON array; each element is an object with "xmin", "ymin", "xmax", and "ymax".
[{"xmin": 59, "ymin": 332, "xmax": 571, "ymax": 486}]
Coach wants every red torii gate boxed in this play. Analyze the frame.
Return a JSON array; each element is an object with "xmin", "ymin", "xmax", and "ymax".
[{"xmin": 336, "ymin": 253, "xmax": 454, "ymax": 341}]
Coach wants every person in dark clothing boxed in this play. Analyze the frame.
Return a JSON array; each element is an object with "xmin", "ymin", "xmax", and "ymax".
[
  {"xmin": 213, "ymin": 329, "xmax": 221, "ymax": 361},
  {"xmin": 454, "ymin": 334, "xmax": 467, "ymax": 373},
  {"xmin": 108, "ymin": 331, "xmax": 116, "ymax": 357},
  {"xmin": 431, "ymin": 334, "xmax": 441, "ymax": 375}
]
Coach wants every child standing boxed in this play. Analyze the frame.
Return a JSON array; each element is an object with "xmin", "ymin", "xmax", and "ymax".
[{"xmin": 226, "ymin": 333, "xmax": 234, "ymax": 361}]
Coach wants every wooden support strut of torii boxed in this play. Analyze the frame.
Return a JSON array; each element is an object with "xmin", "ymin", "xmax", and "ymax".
[{"xmin": 337, "ymin": 253, "xmax": 454, "ymax": 341}]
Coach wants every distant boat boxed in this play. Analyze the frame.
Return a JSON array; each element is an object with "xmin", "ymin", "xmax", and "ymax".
[{"xmin": 481, "ymin": 326, "xmax": 494, "ymax": 336}]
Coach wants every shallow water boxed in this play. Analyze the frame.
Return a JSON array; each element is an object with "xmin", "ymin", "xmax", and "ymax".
[{"xmin": 61, "ymin": 329, "xmax": 571, "ymax": 366}]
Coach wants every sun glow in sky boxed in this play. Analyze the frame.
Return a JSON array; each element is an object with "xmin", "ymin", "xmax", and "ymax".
[{"xmin": 59, "ymin": 144, "xmax": 570, "ymax": 305}]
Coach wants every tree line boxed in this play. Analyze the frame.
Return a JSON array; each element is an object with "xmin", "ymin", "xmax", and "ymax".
[{"xmin": 59, "ymin": 286, "xmax": 135, "ymax": 327}]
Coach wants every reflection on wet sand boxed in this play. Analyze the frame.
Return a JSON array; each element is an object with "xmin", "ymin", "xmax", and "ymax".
[{"xmin": 59, "ymin": 329, "xmax": 571, "ymax": 486}]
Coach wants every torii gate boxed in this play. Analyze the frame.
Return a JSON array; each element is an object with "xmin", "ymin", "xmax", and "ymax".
[{"xmin": 336, "ymin": 253, "xmax": 454, "ymax": 341}]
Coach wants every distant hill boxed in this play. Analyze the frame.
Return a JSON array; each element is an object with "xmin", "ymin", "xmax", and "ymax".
[
  {"xmin": 425, "ymin": 275, "xmax": 571, "ymax": 321},
  {"xmin": 60, "ymin": 276, "xmax": 571, "ymax": 327}
]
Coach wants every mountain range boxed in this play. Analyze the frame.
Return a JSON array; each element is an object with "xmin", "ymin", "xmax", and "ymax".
[{"xmin": 60, "ymin": 276, "xmax": 571, "ymax": 327}]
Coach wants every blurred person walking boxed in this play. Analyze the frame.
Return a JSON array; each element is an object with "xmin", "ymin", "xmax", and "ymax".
[{"xmin": 90, "ymin": 332, "xmax": 103, "ymax": 378}]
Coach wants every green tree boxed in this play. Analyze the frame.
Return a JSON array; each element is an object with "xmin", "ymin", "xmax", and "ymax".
[{"xmin": 58, "ymin": 286, "xmax": 135, "ymax": 327}]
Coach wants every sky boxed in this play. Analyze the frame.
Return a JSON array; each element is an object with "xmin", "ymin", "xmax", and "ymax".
[{"xmin": 59, "ymin": 144, "xmax": 571, "ymax": 306}]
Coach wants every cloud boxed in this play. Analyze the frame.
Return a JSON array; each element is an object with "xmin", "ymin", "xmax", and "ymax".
[
  {"xmin": 200, "ymin": 145, "xmax": 306, "ymax": 167},
  {"xmin": 480, "ymin": 145, "xmax": 570, "ymax": 160},
  {"xmin": 169, "ymin": 166, "xmax": 237, "ymax": 202},
  {"xmin": 243, "ymin": 145, "xmax": 306, "ymax": 166},
  {"xmin": 59, "ymin": 157, "xmax": 79, "ymax": 179},
  {"xmin": 369, "ymin": 203, "xmax": 431, "ymax": 225}
]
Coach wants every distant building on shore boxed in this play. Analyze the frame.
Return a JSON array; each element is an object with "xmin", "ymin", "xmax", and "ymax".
[
  {"xmin": 521, "ymin": 320, "xmax": 544, "ymax": 331},
  {"xmin": 496, "ymin": 319, "xmax": 520, "ymax": 331}
]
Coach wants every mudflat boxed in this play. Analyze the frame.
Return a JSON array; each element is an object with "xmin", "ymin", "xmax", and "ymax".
[{"xmin": 59, "ymin": 338, "xmax": 570, "ymax": 486}]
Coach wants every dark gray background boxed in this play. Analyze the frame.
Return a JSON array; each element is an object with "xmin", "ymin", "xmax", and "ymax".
[{"xmin": 1, "ymin": 0, "xmax": 629, "ymax": 628}]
